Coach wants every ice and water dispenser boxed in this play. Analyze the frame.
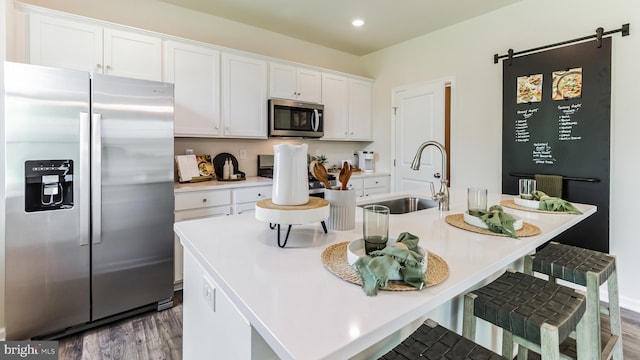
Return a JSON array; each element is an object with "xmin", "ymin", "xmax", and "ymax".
[{"xmin": 24, "ymin": 160, "xmax": 74, "ymax": 212}]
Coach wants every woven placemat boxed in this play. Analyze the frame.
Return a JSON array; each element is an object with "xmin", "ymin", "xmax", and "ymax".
[
  {"xmin": 321, "ymin": 242, "xmax": 449, "ymax": 291},
  {"xmin": 444, "ymin": 213, "xmax": 541, "ymax": 237},
  {"xmin": 500, "ymin": 199, "xmax": 576, "ymax": 214}
]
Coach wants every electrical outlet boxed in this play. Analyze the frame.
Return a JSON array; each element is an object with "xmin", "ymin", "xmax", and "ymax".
[
  {"xmin": 239, "ymin": 149, "xmax": 247, "ymax": 160},
  {"xmin": 202, "ymin": 276, "xmax": 215, "ymax": 312}
]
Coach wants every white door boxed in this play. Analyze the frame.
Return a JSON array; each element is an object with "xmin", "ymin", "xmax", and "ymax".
[{"xmin": 393, "ymin": 80, "xmax": 446, "ymax": 192}]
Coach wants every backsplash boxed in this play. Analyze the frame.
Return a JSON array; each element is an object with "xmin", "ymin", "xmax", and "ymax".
[{"xmin": 174, "ymin": 137, "xmax": 372, "ymax": 178}]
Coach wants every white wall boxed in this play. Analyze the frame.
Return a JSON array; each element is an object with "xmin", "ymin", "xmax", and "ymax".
[{"xmin": 363, "ymin": 0, "xmax": 640, "ymax": 311}]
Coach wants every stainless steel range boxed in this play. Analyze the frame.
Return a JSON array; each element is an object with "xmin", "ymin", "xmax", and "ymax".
[{"xmin": 258, "ymin": 154, "xmax": 336, "ymax": 197}]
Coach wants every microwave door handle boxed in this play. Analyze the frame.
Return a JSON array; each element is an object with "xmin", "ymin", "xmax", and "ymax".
[{"xmin": 313, "ymin": 109, "xmax": 319, "ymax": 132}]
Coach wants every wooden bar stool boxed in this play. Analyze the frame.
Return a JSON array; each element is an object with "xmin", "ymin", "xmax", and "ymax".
[
  {"xmin": 463, "ymin": 270, "xmax": 588, "ymax": 360},
  {"xmin": 524, "ymin": 242, "xmax": 622, "ymax": 360},
  {"xmin": 380, "ymin": 318, "xmax": 506, "ymax": 360}
]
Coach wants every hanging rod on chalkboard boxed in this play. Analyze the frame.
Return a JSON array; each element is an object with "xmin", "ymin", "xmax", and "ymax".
[
  {"xmin": 494, "ymin": 23, "xmax": 630, "ymax": 64},
  {"xmin": 508, "ymin": 172, "xmax": 599, "ymax": 183}
]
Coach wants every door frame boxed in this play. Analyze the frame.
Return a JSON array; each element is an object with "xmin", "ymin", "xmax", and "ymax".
[{"xmin": 390, "ymin": 76, "xmax": 456, "ymax": 191}]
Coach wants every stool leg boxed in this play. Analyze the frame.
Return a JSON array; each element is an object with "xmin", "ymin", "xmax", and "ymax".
[
  {"xmin": 540, "ymin": 323, "xmax": 561, "ymax": 360},
  {"xmin": 576, "ymin": 302, "xmax": 590, "ymax": 360},
  {"xmin": 502, "ymin": 330, "xmax": 515, "ymax": 359},
  {"xmin": 516, "ymin": 344, "xmax": 529, "ymax": 360},
  {"xmin": 462, "ymin": 293, "xmax": 477, "ymax": 340},
  {"xmin": 586, "ymin": 271, "xmax": 602, "ymax": 360},
  {"xmin": 608, "ymin": 269, "xmax": 623, "ymax": 360},
  {"xmin": 524, "ymin": 254, "xmax": 534, "ymax": 275}
]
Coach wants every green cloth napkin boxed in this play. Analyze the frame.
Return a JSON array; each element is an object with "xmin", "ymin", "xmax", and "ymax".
[
  {"xmin": 354, "ymin": 232, "xmax": 425, "ymax": 296},
  {"xmin": 474, "ymin": 205, "xmax": 518, "ymax": 238},
  {"xmin": 533, "ymin": 191, "xmax": 583, "ymax": 214}
]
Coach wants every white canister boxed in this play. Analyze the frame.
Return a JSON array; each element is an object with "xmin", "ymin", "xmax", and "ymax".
[
  {"xmin": 324, "ymin": 189, "xmax": 356, "ymax": 230},
  {"xmin": 272, "ymin": 143, "xmax": 309, "ymax": 206}
]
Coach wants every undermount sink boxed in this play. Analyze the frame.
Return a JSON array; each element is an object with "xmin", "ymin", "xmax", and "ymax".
[{"xmin": 358, "ymin": 196, "xmax": 439, "ymax": 214}]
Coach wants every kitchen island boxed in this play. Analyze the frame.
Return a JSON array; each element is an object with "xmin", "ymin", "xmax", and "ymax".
[{"xmin": 174, "ymin": 188, "xmax": 596, "ymax": 359}]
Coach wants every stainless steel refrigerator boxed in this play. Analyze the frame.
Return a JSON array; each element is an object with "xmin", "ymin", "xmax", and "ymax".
[{"xmin": 4, "ymin": 62, "xmax": 175, "ymax": 340}]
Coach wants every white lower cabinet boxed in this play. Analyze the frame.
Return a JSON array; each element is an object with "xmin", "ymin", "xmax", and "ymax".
[
  {"xmin": 232, "ymin": 185, "xmax": 272, "ymax": 214},
  {"xmin": 339, "ymin": 175, "xmax": 390, "ymax": 198},
  {"xmin": 174, "ymin": 184, "xmax": 273, "ymax": 285},
  {"xmin": 174, "ymin": 189, "xmax": 231, "ymax": 284}
]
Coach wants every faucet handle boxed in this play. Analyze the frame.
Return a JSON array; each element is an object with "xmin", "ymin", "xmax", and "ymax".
[{"xmin": 429, "ymin": 181, "xmax": 436, "ymax": 197}]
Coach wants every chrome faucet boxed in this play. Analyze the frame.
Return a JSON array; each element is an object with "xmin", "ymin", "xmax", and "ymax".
[{"xmin": 411, "ymin": 141, "xmax": 449, "ymax": 211}]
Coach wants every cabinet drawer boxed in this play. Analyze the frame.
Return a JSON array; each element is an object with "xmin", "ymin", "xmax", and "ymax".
[
  {"xmin": 364, "ymin": 176, "xmax": 389, "ymax": 189},
  {"xmin": 233, "ymin": 186, "xmax": 272, "ymax": 204},
  {"xmin": 175, "ymin": 190, "xmax": 231, "ymax": 211},
  {"xmin": 175, "ymin": 206, "xmax": 230, "ymax": 221}
]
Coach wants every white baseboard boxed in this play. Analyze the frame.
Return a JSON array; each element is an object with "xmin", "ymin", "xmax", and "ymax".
[
  {"xmin": 616, "ymin": 293, "xmax": 640, "ymax": 314},
  {"xmin": 0, "ymin": 327, "xmax": 5, "ymax": 341}
]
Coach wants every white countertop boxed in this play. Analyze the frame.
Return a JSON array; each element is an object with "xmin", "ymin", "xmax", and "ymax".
[
  {"xmin": 174, "ymin": 188, "xmax": 596, "ymax": 360},
  {"xmin": 173, "ymin": 176, "xmax": 273, "ymax": 193},
  {"xmin": 173, "ymin": 172, "xmax": 391, "ymax": 193}
]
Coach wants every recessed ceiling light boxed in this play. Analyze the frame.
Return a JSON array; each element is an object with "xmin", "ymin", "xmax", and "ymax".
[{"xmin": 352, "ymin": 19, "xmax": 364, "ymax": 27}]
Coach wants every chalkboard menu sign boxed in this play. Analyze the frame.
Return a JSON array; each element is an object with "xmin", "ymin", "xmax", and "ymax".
[{"xmin": 501, "ymin": 38, "xmax": 611, "ymax": 253}]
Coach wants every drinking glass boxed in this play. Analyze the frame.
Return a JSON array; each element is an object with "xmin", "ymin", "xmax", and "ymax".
[
  {"xmin": 363, "ymin": 205, "xmax": 390, "ymax": 254},
  {"xmin": 467, "ymin": 187, "xmax": 488, "ymax": 216},
  {"xmin": 519, "ymin": 179, "xmax": 537, "ymax": 200}
]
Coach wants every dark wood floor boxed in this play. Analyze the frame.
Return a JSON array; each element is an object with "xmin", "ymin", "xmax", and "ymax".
[
  {"xmin": 58, "ymin": 292, "xmax": 183, "ymax": 360},
  {"xmin": 58, "ymin": 292, "xmax": 639, "ymax": 359}
]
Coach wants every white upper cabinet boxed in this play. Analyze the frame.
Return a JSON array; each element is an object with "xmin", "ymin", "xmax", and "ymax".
[
  {"xmin": 102, "ymin": 28, "xmax": 162, "ymax": 81},
  {"xmin": 321, "ymin": 73, "xmax": 373, "ymax": 141},
  {"xmin": 29, "ymin": 14, "xmax": 161, "ymax": 81},
  {"xmin": 221, "ymin": 53, "xmax": 268, "ymax": 139},
  {"xmin": 269, "ymin": 62, "xmax": 321, "ymax": 103},
  {"xmin": 164, "ymin": 40, "xmax": 221, "ymax": 137},
  {"xmin": 347, "ymin": 78, "xmax": 373, "ymax": 141}
]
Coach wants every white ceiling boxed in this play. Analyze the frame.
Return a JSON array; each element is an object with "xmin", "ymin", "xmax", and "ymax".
[{"xmin": 160, "ymin": 0, "xmax": 523, "ymax": 56}]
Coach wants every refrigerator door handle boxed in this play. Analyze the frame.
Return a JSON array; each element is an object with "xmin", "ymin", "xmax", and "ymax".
[
  {"xmin": 80, "ymin": 112, "xmax": 91, "ymax": 246},
  {"xmin": 91, "ymin": 113, "xmax": 102, "ymax": 245}
]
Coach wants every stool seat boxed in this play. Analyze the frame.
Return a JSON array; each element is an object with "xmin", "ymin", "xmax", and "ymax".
[
  {"xmin": 470, "ymin": 271, "xmax": 586, "ymax": 346},
  {"xmin": 525, "ymin": 242, "xmax": 622, "ymax": 360},
  {"xmin": 381, "ymin": 319, "xmax": 506, "ymax": 360},
  {"xmin": 529, "ymin": 242, "xmax": 615, "ymax": 287}
]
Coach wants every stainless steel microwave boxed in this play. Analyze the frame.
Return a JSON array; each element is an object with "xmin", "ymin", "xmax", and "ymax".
[{"xmin": 269, "ymin": 98, "xmax": 324, "ymax": 138}]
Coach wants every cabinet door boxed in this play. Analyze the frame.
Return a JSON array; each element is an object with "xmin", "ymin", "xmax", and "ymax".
[
  {"xmin": 222, "ymin": 53, "xmax": 268, "ymax": 138},
  {"xmin": 103, "ymin": 28, "xmax": 162, "ymax": 81},
  {"xmin": 29, "ymin": 14, "xmax": 103, "ymax": 73},
  {"xmin": 165, "ymin": 41, "xmax": 221, "ymax": 137},
  {"xmin": 269, "ymin": 63, "xmax": 321, "ymax": 103},
  {"xmin": 321, "ymin": 73, "xmax": 350, "ymax": 140},
  {"xmin": 269, "ymin": 62, "xmax": 297, "ymax": 100},
  {"xmin": 296, "ymin": 68, "xmax": 321, "ymax": 103},
  {"xmin": 348, "ymin": 79, "xmax": 373, "ymax": 141}
]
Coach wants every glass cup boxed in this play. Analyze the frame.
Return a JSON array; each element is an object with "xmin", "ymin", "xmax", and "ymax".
[
  {"xmin": 519, "ymin": 179, "xmax": 537, "ymax": 200},
  {"xmin": 467, "ymin": 187, "xmax": 488, "ymax": 217},
  {"xmin": 363, "ymin": 204, "xmax": 390, "ymax": 254}
]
